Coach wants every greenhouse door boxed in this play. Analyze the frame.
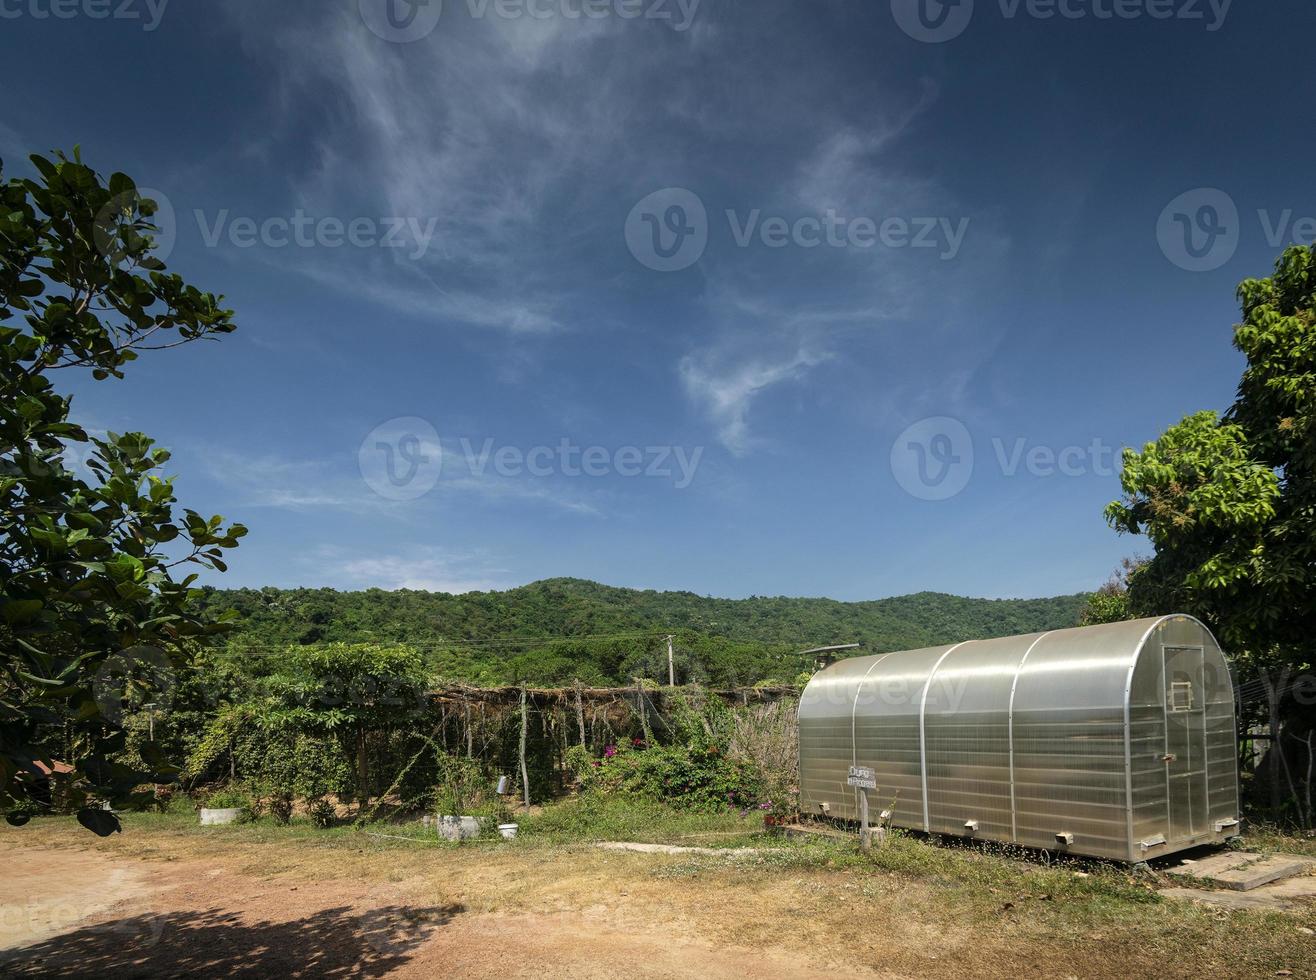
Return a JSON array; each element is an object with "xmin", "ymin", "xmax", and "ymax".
[{"xmin": 1163, "ymin": 645, "xmax": 1208, "ymax": 842}]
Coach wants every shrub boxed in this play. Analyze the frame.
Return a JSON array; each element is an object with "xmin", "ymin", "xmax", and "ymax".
[
  {"xmin": 433, "ymin": 755, "xmax": 494, "ymax": 816},
  {"xmin": 582, "ymin": 743, "xmax": 763, "ymax": 811},
  {"xmin": 306, "ymin": 797, "xmax": 336, "ymax": 828},
  {"xmin": 268, "ymin": 793, "xmax": 294, "ymax": 826},
  {"xmin": 203, "ymin": 786, "xmax": 252, "ymax": 810}
]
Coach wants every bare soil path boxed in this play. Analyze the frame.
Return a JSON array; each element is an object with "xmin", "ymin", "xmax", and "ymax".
[{"xmin": 0, "ymin": 842, "xmax": 895, "ymax": 978}]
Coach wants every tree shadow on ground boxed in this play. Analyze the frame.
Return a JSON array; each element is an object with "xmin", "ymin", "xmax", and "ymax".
[{"xmin": 0, "ymin": 901, "xmax": 464, "ymax": 978}]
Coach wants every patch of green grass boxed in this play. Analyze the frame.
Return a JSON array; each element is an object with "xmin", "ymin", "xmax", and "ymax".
[
  {"xmin": 1239, "ymin": 823, "xmax": 1316, "ymax": 857},
  {"xmin": 640, "ymin": 829, "xmax": 1156, "ymax": 914},
  {"xmin": 69, "ymin": 796, "xmax": 766, "ymax": 854},
  {"xmin": 517, "ymin": 793, "xmax": 765, "ymax": 846}
]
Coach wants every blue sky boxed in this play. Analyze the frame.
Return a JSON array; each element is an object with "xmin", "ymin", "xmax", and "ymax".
[{"xmin": 3, "ymin": 0, "xmax": 1313, "ymax": 600}]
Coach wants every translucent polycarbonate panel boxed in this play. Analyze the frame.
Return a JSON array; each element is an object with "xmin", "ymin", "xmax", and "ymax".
[
  {"xmin": 1124, "ymin": 616, "xmax": 1241, "ymax": 858},
  {"xmin": 798, "ymin": 653, "xmax": 892, "ymax": 819},
  {"xmin": 795, "ymin": 615, "xmax": 1240, "ymax": 861},
  {"xmin": 1129, "ymin": 641, "xmax": 1169, "ymax": 848},
  {"xmin": 924, "ymin": 635, "xmax": 1042, "ymax": 838},
  {"xmin": 1163, "ymin": 643, "xmax": 1206, "ymax": 840},
  {"xmin": 1009, "ymin": 622, "xmax": 1141, "ymax": 858},
  {"xmin": 854, "ymin": 646, "xmax": 953, "ymax": 825},
  {"xmin": 1202, "ymin": 639, "xmax": 1240, "ymax": 827}
]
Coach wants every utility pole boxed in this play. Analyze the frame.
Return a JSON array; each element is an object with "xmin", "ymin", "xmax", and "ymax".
[{"xmin": 666, "ymin": 635, "xmax": 675, "ymax": 687}]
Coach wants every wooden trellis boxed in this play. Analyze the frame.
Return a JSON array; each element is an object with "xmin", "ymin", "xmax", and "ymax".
[{"xmin": 422, "ymin": 683, "xmax": 800, "ymax": 805}]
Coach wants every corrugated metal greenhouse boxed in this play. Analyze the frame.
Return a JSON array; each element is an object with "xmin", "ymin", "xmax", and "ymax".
[{"xmin": 798, "ymin": 616, "xmax": 1240, "ymax": 861}]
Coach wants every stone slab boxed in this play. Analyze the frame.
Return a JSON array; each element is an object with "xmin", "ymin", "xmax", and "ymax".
[
  {"xmin": 1169, "ymin": 850, "xmax": 1263, "ymax": 878},
  {"xmin": 1162, "ymin": 874, "xmax": 1316, "ymax": 912},
  {"xmin": 1214, "ymin": 856, "xmax": 1316, "ymax": 891},
  {"xmin": 1167, "ymin": 851, "xmax": 1316, "ymax": 891}
]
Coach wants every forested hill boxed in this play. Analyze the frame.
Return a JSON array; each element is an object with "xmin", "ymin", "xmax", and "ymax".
[{"xmin": 195, "ymin": 579, "xmax": 1089, "ymax": 687}]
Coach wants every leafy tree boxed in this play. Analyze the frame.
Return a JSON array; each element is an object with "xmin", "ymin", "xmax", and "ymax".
[
  {"xmin": 191, "ymin": 580, "xmax": 1088, "ymax": 686},
  {"xmin": 1, "ymin": 150, "xmax": 246, "ymax": 833},
  {"xmin": 1106, "ymin": 245, "xmax": 1315, "ymax": 822},
  {"xmin": 1105, "ymin": 245, "xmax": 1315, "ymax": 660},
  {"xmin": 260, "ymin": 644, "xmax": 430, "ymax": 809},
  {"xmin": 1076, "ymin": 557, "xmax": 1146, "ymax": 626}
]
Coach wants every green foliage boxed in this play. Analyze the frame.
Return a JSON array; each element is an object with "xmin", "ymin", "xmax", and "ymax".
[
  {"xmin": 261, "ymin": 644, "xmax": 430, "ymax": 736},
  {"xmin": 519, "ymin": 791, "xmax": 760, "ymax": 844},
  {"xmin": 203, "ymin": 786, "xmax": 252, "ymax": 810},
  {"xmin": 432, "ymin": 755, "xmax": 493, "ymax": 817},
  {"xmin": 578, "ymin": 741, "xmax": 763, "ymax": 812},
  {"xmin": 186, "ymin": 645, "xmax": 423, "ymax": 812},
  {"xmin": 1076, "ymin": 558, "xmax": 1146, "ymax": 626},
  {"xmin": 1, "ymin": 150, "xmax": 245, "ymax": 830},
  {"xmin": 306, "ymin": 798, "xmax": 335, "ymax": 828},
  {"xmin": 1105, "ymin": 245, "xmax": 1315, "ymax": 663},
  {"xmin": 192, "ymin": 579, "xmax": 1088, "ymax": 688}
]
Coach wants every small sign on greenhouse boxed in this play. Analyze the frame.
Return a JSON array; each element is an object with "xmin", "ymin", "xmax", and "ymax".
[{"xmin": 847, "ymin": 766, "xmax": 877, "ymax": 790}]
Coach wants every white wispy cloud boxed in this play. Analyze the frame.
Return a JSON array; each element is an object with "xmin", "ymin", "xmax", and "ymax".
[
  {"xmin": 679, "ymin": 343, "xmax": 830, "ymax": 456},
  {"xmin": 307, "ymin": 545, "xmax": 512, "ymax": 594},
  {"xmin": 675, "ymin": 73, "xmax": 1008, "ymax": 455},
  {"xmin": 222, "ymin": 4, "xmax": 678, "ymax": 335},
  {"xmin": 199, "ymin": 450, "xmax": 392, "ymax": 515},
  {"xmin": 197, "ymin": 438, "xmax": 604, "ymax": 518}
]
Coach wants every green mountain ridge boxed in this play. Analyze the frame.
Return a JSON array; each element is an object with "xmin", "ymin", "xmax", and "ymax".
[{"xmin": 197, "ymin": 578, "xmax": 1090, "ymax": 687}]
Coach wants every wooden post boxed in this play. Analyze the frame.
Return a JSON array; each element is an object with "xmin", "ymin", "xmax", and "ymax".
[
  {"xmin": 1268, "ymin": 671, "xmax": 1283, "ymax": 810},
  {"xmin": 1306, "ymin": 731, "xmax": 1314, "ymax": 828},
  {"xmin": 575, "ymin": 685, "xmax": 587, "ymax": 748},
  {"xmin": 519, "ymin": 687, "xmax": 531, "ymax": 808},
  {"xmin": 858, "ymin": 789, "xmax": 872, "ymax": 852},
  {"xmin": 465, "ymin": 702, "xmax": 473, "ymax": 759},
  {"xmin": 636, "ymin": 680, "xmax": 651, "ymax": 743}
]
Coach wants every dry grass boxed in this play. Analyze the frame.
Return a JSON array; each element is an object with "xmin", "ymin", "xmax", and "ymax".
[{"xmin": 3, "ymin": 812, "xmax": 1314, "ymax": 979}]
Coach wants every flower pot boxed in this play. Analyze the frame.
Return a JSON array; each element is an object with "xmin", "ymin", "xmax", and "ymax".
[
  {"xmin": 199, "ymin": 808, "xmax": 242, "ymax": 826},
  {"xmin": 498, "ymin": 823, "xmax": 519, "ymax": 840}
]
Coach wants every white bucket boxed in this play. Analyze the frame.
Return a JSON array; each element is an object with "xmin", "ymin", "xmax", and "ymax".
[
  {"xmin": 199, "ymin": 808, "xmax": 241, "ymax": 826},
  {"xmin": 498, "ymin": 823, "xmax": 519, "ymax": 840}
]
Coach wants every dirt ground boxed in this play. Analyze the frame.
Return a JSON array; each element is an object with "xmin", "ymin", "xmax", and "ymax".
[
  {"xmin": 0, "ymin": 844, "xmax": 890, "ymax": 979},
  {"xmin": 1, "ymin": 825, "xmax": 1313, "ymax": 979}
]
